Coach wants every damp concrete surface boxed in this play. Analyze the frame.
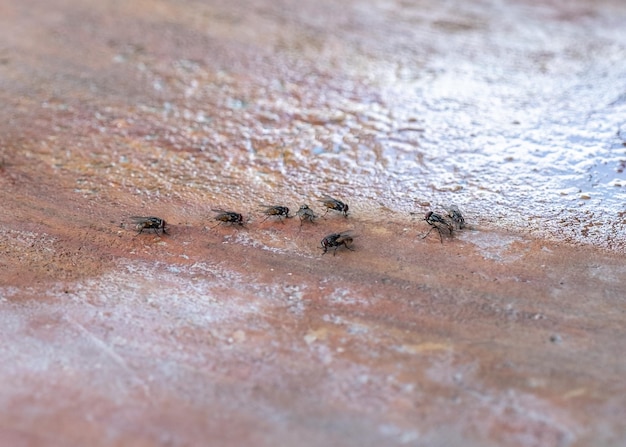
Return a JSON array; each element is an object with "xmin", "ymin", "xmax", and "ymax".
[{"xmin": 0, "ymin": 0, "xmax": 625, "ymax": 446}]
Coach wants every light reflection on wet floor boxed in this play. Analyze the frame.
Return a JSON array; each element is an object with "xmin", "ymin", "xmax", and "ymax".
[
  {"xmin": 2, "ymin": 2, "xmax": 625, "ymax": 251},
  {"xmin": 94, "ymin": 0, "xmax": 625, "ymax": 250}
]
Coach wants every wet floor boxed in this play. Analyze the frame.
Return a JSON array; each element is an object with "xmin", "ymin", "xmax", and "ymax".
[
  {"xmin": 1, "ymin": 0, "xmax": 626, "ymax": 446},
  {"xmin": 2, "ymin": 0, "xmax": 625, "ymax": 249}
]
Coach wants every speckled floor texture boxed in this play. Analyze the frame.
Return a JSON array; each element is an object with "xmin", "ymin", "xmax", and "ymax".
[{"xmin": 1, "ymin": 0, "xmax": 625, "ymax": 446}]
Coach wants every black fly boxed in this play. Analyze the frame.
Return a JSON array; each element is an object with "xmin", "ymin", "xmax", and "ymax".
[
  {"xmin": 445, "ymin": 205, "xmax": 465, "ymax": 229},
  {"xmin": 295, "ymin": 204, "xmax": 317, "ymax": 227},
  {"xmin": 212, "ymin": 209, "xmax": 245, "ymax": 228},
  {"xmin": 130, "ymin": 216, "xmax": 168, "ymax": 235},
  {"xmin": 421, "ymin": 211, "xmax": 453, "ymax": 243},
  {"xmin": 260, "ymin": 205, "xmax": 291, "ymax": 223},
  {"xmin": 320, "ymin": 194, "xmax": 349, "ymax": 217},
  {"xmin": 320, "ymin": 231, "xmax": 354, "ymax": 256}
]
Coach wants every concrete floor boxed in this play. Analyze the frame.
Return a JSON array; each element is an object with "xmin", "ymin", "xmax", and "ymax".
[{"xmin": 1, "ymin": 0, "xmax": 625, "ymax": 446}]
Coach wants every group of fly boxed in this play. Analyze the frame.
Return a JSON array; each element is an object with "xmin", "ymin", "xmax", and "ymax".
[{"xmin": 130, "ymin": 196, "xmax": 466, "ymax": 256}]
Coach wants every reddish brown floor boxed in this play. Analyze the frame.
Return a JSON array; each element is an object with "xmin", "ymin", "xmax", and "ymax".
[{"xmin": 1, "ymin": 1, "xmax": 625, "ymax": 446}]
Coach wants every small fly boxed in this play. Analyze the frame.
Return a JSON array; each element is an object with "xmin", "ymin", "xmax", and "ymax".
[
  {"xmin": 130, "ymin": 216, "xmax": 168, "ymax": 235},
  {"xmin": 260, "ymin": 205, "xmax": 291, "ymax": 223},
  {"xmin": 320, "ymin": 231, "xmax": 355, "ymax": 256},
  {"xmin": 320, "ymin": 194, "xmax": 349, "ymax": 217},
  {"xmin": 421, "ymin": 211, "xmax": 453, "ymax": 243},
  {"xmin": 212, "ymin": 209, "xmax": 245, "ymax": 228},
  {"xmin": 295, "ymin": 204, "xmax": 318, "ymax": 227},
  {"xmin": 445, "ymin": 205, "xmax": 465, "ymax": 229}
]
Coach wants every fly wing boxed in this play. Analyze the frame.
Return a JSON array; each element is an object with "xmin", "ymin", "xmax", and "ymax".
[
  {"xmin": 130, "ymin": 216, "xmax": 153, "ymax": 224},
  {"xmin": 338, "ymin": 230, "xmax": 356, "ymax": 238},
  {"xmin": 433, "ymin": 219, "xmax": 453, "ymax": 234},
  {"xmin": 259, "ymin": 205, "xmax": 281, "ymax": 214},
  {"xmin": 320, "ymin": 194, "xmax": 339, "ymax": 203},
  {"xmin": 426, "ymin": 212, "xmax": 453, "ymax": 233}
]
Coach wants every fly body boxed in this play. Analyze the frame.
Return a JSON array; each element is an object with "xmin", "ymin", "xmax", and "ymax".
[
  {"xmin": 212, "ymin": 209, "xmax": 245, "ymax": 227},
  {"xmin": 446, "ymin": 205, "xmax": 465, "ymax": 229},
  {"xmin": 320, "ymin": 195, "xmax": 349, "ymax": 217},
  {"xmin": 260, "ymin": 205, "xmax": 291, "ymax": 223},
  {"xmin": 421, "ymin": 211, "xmax": 453, "ymax": 243},
  {"xmin": 295, "ymin": 204, "xmax": 317, "ymax": 227},
  {"xmin": 130, "ymin": 216, "xmax": 168, "ymax": 235},
  {"xmin": 320, "ymin": 231, "xmax": 354, "ymax": 256}
]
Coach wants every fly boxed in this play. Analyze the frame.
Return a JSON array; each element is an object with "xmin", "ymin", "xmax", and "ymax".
[
  {"xmin": 295, "ymin": 204, "xmax": 317, "ymax": 227},
  {"xmin": 320, "ymin": 194, "xmax": 349, "ymax": 217},
  {"xmin": 445, "ymin": 205, "xmax": 465, "ymax": 229},
  {"xmin": 212, "ymin": 209, "xmax": 245, "ymax": 227},
  {"xmin": 320, "ymin": 231, "xmax": 354, "ymax": 256},
  {"xmin": 260, "ymin": 205, "xmax": 291, "ymax": 223},
  {"xmin": 421, "ymin": 211, "xmax": 453, "ymax": 243},
  {"xmin": 130, "ymin": 216, "xmax": 168, "ymax": 235}
]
